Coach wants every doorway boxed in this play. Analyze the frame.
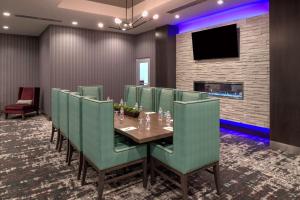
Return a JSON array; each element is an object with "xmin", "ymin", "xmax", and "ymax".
[{"xmin": 136, "ymin": 58, "xmax": 150, "ymax": 86}]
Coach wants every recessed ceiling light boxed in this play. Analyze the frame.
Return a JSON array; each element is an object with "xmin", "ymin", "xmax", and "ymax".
[
  {"xmin": 122, "ymin": 28, "xmax": 126, "ymax": 31},
  {"xmin": 72, "ymin": 21, "xmax": 78, "ymax": 25},
  {"xmin": 98, "ymin": 23, "xmax": 104, "ymax": 28},
  {"xmin": 175, "ymin": 14, "xmax": 180, "ymax": 19},
  {"xmin": 3, "ymin": 25, "xmax": 9, "ymax": 30},
  {"xmin": 115, "ymin": 18, "xmax": 122, "ymax": 25},
  {"xmin": 129, "ymin": 23, "xmax": 133, "ymax": 27},
  {"xmin": 217, "ymin": 0, "xmax": 224, "ymax": 5},
  {"xmin": 142, "ymin": 10, "xmax": 149, "ymax": 18},
  {"xmin": 123, "ymin": 23, "xmax": 128, "ymax": 27},
  {"xmin": 153, "ymin": 14, "xmax": 159, "ymax": 20},
  {"xmin": 3, "ymin": 12, "xmax": 11, "ymax": 17}
]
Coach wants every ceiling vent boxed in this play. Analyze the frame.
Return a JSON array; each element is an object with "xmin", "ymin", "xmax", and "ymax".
[
  {"xmin": 167, "ymin": 0, "xmax": 208, "ymax": 14},
  {"xmin": 14, "ymin": 14, "xmax": 62, "ymax": 23}
]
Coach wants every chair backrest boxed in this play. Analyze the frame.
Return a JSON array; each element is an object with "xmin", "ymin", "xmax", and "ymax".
[
  {"xmin": 82, "ymin": 98, "xmax": 114, "ymax": 170},
  {"xmin": 173, "ymin": 99, "xmax": 220, "ymax": 173},
  {"xmin": 51, "ymin": 88, "xmax": 60, "ymax": 128},
  {"xmin": 18, "ymin": 87, "xmax": 40, "ymax": 108},
  {"xmin": 68, "ymin": 93, "xmax": 83, "ymax": 151},
  {"xmin": 58, "ymin": 90, "xmax": 70, "ymax": 137},
  {"xmin": 155, "ymin": 88, "xmax": 176, "ymax": 114},
  {"xmin": 78, "ymin": 85, "xmax": 103, "ymax": 100},
  {"xmin": 139, "ymin": 87, "xmax": 155, "ymax": 111},
  {"xmin": 124, "ymin": 85, "xmax": 139, "ymax": 107},
  {"xmin": 177, "ymin": 91, "xmax": 208, "ymax": 102}
]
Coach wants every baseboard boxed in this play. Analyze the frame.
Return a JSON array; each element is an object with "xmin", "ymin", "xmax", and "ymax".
[
  {"xmin": 41, "ymin": 112, "xmax": 51, "ymax": 121},
  {"xmin": 270, "ymin": 140, "xmax": 300, "ymax": 154}
]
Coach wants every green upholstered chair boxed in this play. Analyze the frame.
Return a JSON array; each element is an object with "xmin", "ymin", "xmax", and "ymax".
[
  {"xmin": 155, "ymin": 88, "xmax": 176, "ymax": 115},
  {"xmin": 68, "ymin": 92, "xmax": 84, "ymax": 180},
  {"xmin": 51, "ymin": 88, "xmax": 61, "ymax": 149},
  {"xmin": 124, "ymin": 85, "xmax": 140, "ymax": 107},
  {"xmin": 150, "ymin": 99, "xmax": 221, "ymax": 200},
  {"xmin": 77, "ymin": 85, "xmax": 104, "ymax": 100},
  {"xmin": 177, "ymin": 91, "xmax": 209, "ymax": 101},
  {"xmin": 139, "ymin": 87, "xmax": 155, "ymax": 112},
  {"xmin": 81, "ymin": 98, "xmax": 147, "ymax": 199},
  {"xmin": 57, "ymin": 90, "xmax": 70, "ymax": 154}
]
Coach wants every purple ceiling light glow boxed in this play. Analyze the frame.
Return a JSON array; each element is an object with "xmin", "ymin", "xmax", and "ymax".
[{"xmin": 177, "ymin": 0, "xmax": 269, "ymax": 34}]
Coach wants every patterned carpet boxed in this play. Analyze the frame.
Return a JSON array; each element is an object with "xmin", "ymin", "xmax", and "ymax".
[{"xmin": 0, "ymin": 115, "xmax": 300, "ymax": 200}]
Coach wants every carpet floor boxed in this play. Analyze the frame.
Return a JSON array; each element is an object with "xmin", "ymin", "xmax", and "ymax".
[{"xmin": 0, "ymin": 115, "xmax": 300, "ymax": 200}]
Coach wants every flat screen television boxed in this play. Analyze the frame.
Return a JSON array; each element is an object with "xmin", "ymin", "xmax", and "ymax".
[{"xmin": 192, "ymin": 24, "xmax": 239, "ymax": 60}]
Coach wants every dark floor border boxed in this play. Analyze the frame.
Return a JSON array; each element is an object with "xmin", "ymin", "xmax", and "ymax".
[{"xmin": 271, "ymin": 140, "xmax": 300, "ymax": 154}]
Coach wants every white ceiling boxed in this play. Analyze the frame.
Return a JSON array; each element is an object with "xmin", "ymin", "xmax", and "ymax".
[{"xmin": 0, "ymin": 0, "xmax": 260, "ymax": 36}]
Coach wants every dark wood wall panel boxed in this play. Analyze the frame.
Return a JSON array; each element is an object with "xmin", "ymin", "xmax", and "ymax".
[
  {"xmin": 270, "ymin": 0, "xmax": 300, "ymax": 147},
  {"xmin": 0, "ymin": 33, "xmax": 39, "ymax": 111},
  {"xmin": 155, "ymin": 25, "xmax": 178, "ymax": 88},
  {"xmin": 135, "ymin": 30, "xmax": 156, "ymax": 86},
  {"xmin": 39, "ymin": 29, "xmax": 51, "ymax": 115}
]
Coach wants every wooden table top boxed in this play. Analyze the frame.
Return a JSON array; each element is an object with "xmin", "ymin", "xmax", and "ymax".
[{"xmin": 114, "ymin": 113, "xmax": 173, "ymax": 144}]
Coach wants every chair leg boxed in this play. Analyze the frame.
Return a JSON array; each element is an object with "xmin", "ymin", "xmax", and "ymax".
[
  {"xmin": 180, "ymin": 174, "xmax": 188, "ymax": 200},
  {"xmin": 58, "ymin": 135, "xmax": 64, "ymax": 152},
  {"xmin": 150, "ymin": 157, "xmax": 156, "ymax": 185},
  {"xmin": 143, "ymin": 159, "xmax": 148, "ymax": 188},
  {"xmin": 50, "ymin": 126, "xmax": 55, "ymax": 143},
  {"xmin": 5, "ymin": 113, "xmax": 8, "ymax": 119},
  {"xmin": 77, "ymin": 152, "xmax": 83, "ymax": 180},
  {"xmin": 213, "ymin": 162, "xmax": 221, "ymax": 195},
  {"xmin": 55, "ymin": 130, "xmax": 60, "ymax": 150},
  {"xmin": 68, "ymin": 142, "xmax": 74, "ymax": 165},
  {"xmin": 22, "ymin": 114, "xmax": 25, "ymax": 120},
  {"xmin": 66, "ymin": 139, "xmax": 70, "ymax": 163},
  {"xmin": 81, "ymin": 158, "xmax": 88, "ymax": 186},
  {"xmin": 97, "ymin": 171, "xmax": 105, "ymax": 200}
]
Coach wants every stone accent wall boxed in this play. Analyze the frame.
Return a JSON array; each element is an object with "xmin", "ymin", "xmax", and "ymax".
[{"xmin": 176, "ymin": 14, "xmax": 269, "ymax": 128}]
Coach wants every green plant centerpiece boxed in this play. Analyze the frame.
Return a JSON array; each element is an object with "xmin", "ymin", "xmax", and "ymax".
[{"xmin": 113, "ymin": 103, "xmax": 140, "ymax": 118}]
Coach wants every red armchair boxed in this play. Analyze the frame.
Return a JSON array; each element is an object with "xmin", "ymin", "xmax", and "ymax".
[{"xmin": 4, "ymin": 87, "xmax": 40, "ymax": 120}]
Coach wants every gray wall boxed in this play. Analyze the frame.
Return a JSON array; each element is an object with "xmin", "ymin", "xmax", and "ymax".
[
  {"xmin": 40, "ymin": 26, "xmax": 137, "ymax": 115},
  {"xmin": 0, "ymin": 33, "xmax": 39, "ymax": 111},
  {"xmin": 0, "ymin": 27, "xmax": 160, "ymax": 116}
]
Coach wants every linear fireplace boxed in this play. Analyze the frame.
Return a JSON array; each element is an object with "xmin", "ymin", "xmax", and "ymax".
[{"xmin": 194, "ymin": 81, "xmax": 243, "ymax": 100}]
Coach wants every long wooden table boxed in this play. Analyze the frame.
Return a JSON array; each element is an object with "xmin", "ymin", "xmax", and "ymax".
[{"xmin": 114, "ymin": 113, "xmax": 173, "ymax": 144}]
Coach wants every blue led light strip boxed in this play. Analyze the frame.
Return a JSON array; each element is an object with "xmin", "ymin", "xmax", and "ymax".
[
  {"xmin": 220, "ymin": 119, "xmax": 270, "ymax": 135},
  {"xmin": 177, "ymin": 0, "xmax": 269, "ymax": 34}
]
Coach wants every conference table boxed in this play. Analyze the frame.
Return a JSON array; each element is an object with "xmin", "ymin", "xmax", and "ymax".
[{"xmin": 114, "ymin": 112, "xmax": 173, "ymax": 144}]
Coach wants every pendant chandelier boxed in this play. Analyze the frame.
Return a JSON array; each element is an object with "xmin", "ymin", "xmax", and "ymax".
[{"xmin": 109, "ymin": 0, "xmax": 159, "ymax": 31}]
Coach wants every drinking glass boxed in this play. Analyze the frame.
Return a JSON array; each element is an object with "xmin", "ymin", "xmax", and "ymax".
[
  {"xmin": 120, "ymin": 107, "xmax": 125, "ymax": 121},
  {"xmin": 145, "ymin": 113, "xmax": 151, "ymax": 130},
  {"xmin": 158, "ymin": 107, "xmax": 163, "ymax": 122}
]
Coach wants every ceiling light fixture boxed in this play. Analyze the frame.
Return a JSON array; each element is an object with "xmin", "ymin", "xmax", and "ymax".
[
  {"xmin": 175, "ymin": 14, "xmax": 180, "ymax": 19},
  {"xmin": 217, "ymin": 0, "xmax": 224, "ymax": 5},
  {"xmin": 3, "ymin": 25, "xmax": 9, "ymax": 30},
  {"xmin": 153, "ymin": 14, "xmax": 159, "ymax": 20},
  {"xmin": 109, "ymin": 0, "xmax": 158, "ymax": 32},
  {"xmin": 3, "ymin": 12, "xmax": 11, "ymax": 17},
  {"xmin": 114, "ymin": 18, "xmax": 122, "ymax": 24},
  {"xmin": 98, "ymin": 23, "xmax": 104, "ymax": 28},
  {"xmin": 142, "ymin": 11, "xmax": 149, "ymax": 18},
  {"xmin": 72, "ymin": 21, "xmax": 78, "ymax": 25}
]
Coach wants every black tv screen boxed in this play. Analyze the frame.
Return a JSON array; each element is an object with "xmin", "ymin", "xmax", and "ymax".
[{"xmin": 192, "ymin": 24, "xmax": 239, "ymax": 60}]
